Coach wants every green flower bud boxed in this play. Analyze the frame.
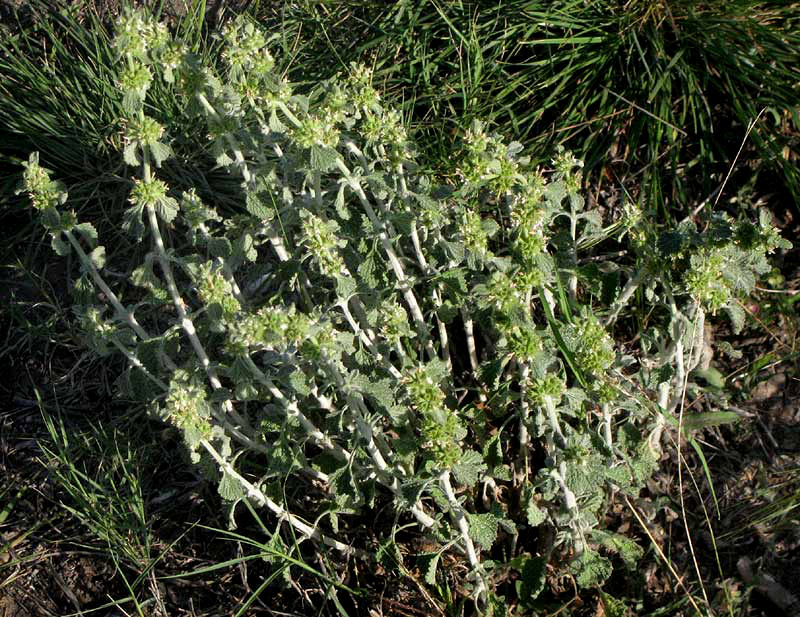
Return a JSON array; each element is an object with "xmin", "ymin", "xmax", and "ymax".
[
  {"xmin": 529, "ymin": 374, "xmax": 566, "ymax": 406},
  {"xmin": 568, "ymin": 316, "xmax": 615, "ymax": 376},
  {"xmin": 347, "ymin": 63, "xmax": 380, "ymax": 109},
  {"xmin": 461, "ymin": 209, "xmax": 490, "ymax": 258},
  {"xmin": 293, "ymin": 114, "xmax": 340, "ymax": 149},
  {"xmin": 113, "ymin": 9, "xmax": 149, "ymax": 61},
  {"xmin": 194, "ymin": 261, "xmax": 240, "ymax": 319},
  {"xmin": 180, "ymin": 189, "xmax": 220, "ymax": 229},
  {"xmin": 508, "ymin": 326, "xmax": 542, "ymax": 361},
  {"xmin": 19, "ymin": 153, "xmax": 67, "ymax": 211},
  {"xmin": 483, "ymin": 271, "xmax": 524, "ymax": 315},
  {"xmin": 130, "ymin": 178, "xmax": 169, "ymax": 209},
  {"xmin": 685, "ymin": 249, "xmax": 730, "ymax": 311},
  {"xmin": 79, "ymin": 306, "xmax": 116, "ymax": 355},
  {"xmin": 164, "ymin": 373, "xmax": 213, "ymax": 443},
  {"xmin": 379, "ymin": 302, "xmax": 410, "ymax": 346},
  {"xmin": 405, "ymin": 365, "xmax": 447, "ymax": 418},
  {"xmin": 300, "ymin": 212, "xmax": 345, "ymax": 277},
  {"xmin": 128, "ymin": 115, "xmax": 164, "ymax": 143},
  {"xmin": 118, "ymin": 61, "xmax": 152, "ymax": 100}
]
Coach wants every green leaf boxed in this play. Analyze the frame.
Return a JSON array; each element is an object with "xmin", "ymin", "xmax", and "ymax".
[
  {"xmin": 74, "ymin": 222, "xmax": 98, "ymax": 246},
  {"xmin": 467, "ymin": 512, "xmax": 499, "ymax": 548},
  {"xmin": 218, "ymin": 472, "xmax": 245, "ymax": 502},
  {"xmin": 724, "ymin": 301, "xmax": 746, "ymax": 334},
  {"xmin": 591, "ymin": 530, "xmax": 643, "ymax": 569},
  {"xmin": 452, "ymin": 450, "xmax": 487, "ymax": 487},
  {"xmin": 236, "ymin": 233, "xmax": 257, "ymax": 263},
  {"xmin": 391, "ymin": 210, "xmax": 415, "ymax": 236},
  {"xmin": 51, "ymin": 233, "xmax": 70, "ymax": 256},
  {"xmin": 601, "ymin": 593, "xmax": 630, "ymax": 617},
  {"xmin": 516, "ymin": 556, "xmax": 546, "ymax": 605},
  {"xmin": 568, "ymin": 549, "xmax": 612, "ymax": 588},
  {"xmin": 418, "ymin": 551, "xmax": 441, "ymax": 585},
  {"xmin": 692, "ymin": 366, "xmax": 726, "ymax": 389},
  {"xmin": 245, "ymin": 189, "xmax": 275, "ymax": 221},
  {"xmin": 526, "ymin": 500, "xmax": 547, "ymax": 527},
  {"xmin": 148, "ymin": 140, "xmax": 173, "ymax": 167},
  {"xmin": 155, "ymin": 196, "xmax": 179, "ymax": 224},
  {"xmin": 128, "ymin": 366, "xmax": 156, "ymax": 400},
  {"xmin": 357, "ymin": 249, "xmax": 382, "ymax": 288},
  {"xmin": 123, "ymin": 204, "xmax": 145, "ymax": 239},
  {"xmin": 681, "ymin": 410, "xmax": 740, "ymax": 433},
  {"xmin": 334, "ymin": 183, "xmax": 349, "ymax": 220},
  {"xmin": 335, "ymin": 274, "xmax": 356, "ymax": 299},
  {"xmin": 123, "ymin": 142, "xmax": 140, "ymax": 166},
  {"xmin": 209, "ymin": 237, "xmax": 233, "ymax": 259},
  {"xmin": 376, "ymin": 538, "xmax": 403, "ymax": 573},
  {"xmin": 136, "ymin": 338, "xmax": 162, "ymax": 375},
  {"xmin": 89, "ymin": 246, "xmax": 106, "ymax": 269},
  {"xmin": 41, "ymin": 206, "xmax": 62, "ymax": 230},
  {"xmin": 310, "ymin": 145, "xmax": 339, "ymax": 172}
]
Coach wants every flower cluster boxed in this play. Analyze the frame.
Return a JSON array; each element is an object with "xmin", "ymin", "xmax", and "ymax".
[
  {"xmin": 164, "ymin": 373, "xmax": 213, "ymax": 449},
  {"xmin": 19, "ymin": 153, "xmax": 67, "ymax": 211},
  {"xmin": 193, "ymin": 261, "xmax": 240, "ymax": 320},
  {"xmin": 300, "ymin": 212, "xmax": 346, "ymax": 277},
  {"xmin": 568, "ymin": 316, "xmax": 615, "ymax": 377}
]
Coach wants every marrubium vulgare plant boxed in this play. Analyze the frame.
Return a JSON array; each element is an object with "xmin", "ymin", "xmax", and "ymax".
[{"xmin": 20, "ymin": 9, "xmax": 790, "ymax": 613}]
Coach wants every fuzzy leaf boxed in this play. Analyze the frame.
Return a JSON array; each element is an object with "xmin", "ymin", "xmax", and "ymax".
[
  {"xmin": 335, "ymin": 274, "xmax": 356, "ymax": 299},
  {"xmin": 591, "ymin": 530, "xmax": 643, "ymax": 569},
  {"xmin": 526, "ymin": 501, "xmax": 547, "ymax": 527},
  {"xmin": 376, "ymin": 538, "xmax": 403, "ymax": 572},
  {"xmin": 155, "ymin": 196, "xmax": 179, "ymax": 224},
  {"xmin": 419, "ymin": 552, "xmax": 441, "ymax": 586},
  {"xmin": 51, "ymin": 233, "xmax": 70, "ymax": 256},
  {"xmin": 724, "ymin": 301, "xmax": 746, "ymax": 334},
  {"xmin": 74, "ymin": 222, "xmax": 98, "ymax": 245},
  {"xmin": 452, "ymin": 450, "xmax": 487, "ymax": 487},
  {"xmin": 89, "ymin": 246, "xmax": 106, "ymax": 269},
  {"xmin": 467, "ymin": 512, "xmax": 499, "ymax": 548},
  {"xmin": 123, "ymin": 142, "xmax": 140, "ymax": 166},
  {"xmin": 218, "ymin": 472, "xmax": 245, "ymax": 502},
  {"xmin": 569, "ymin": 549, "xmax": 612, "ymax": 587},
  {"xmin": 517, "ymin": 556, "xmax": 547, "ymax": 605},
  {"xmin": 123, "ymin": 204, "xmax": 146, "ymax": 239},
  {"xmin": 310, "ymin": 145, "xmax": 339, "ymax": 172},
  {"xmin": 209, "ymin": 237, "xmax": 233, "ymax": 259},
  {"xmin": 148, "ymin": 140, "xmax": 173, "ymax": 167},
  {"xmin": 334, "ymin": 183, "xmax": 349, "ymax": 220},
  {"xmin": 245, "ymin": 189, "xmax": 275, "ymax": 221}
]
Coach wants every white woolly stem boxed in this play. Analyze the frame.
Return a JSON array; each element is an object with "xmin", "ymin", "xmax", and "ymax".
[
  {"xmin": 440, "ymin": 471, "xmax": 488, "ymax": 608},
  {"xmin": 201, "ymin": 439, "xmax": 361, "ymax": 556},
  {"xmin": 394, "ymin": 160, "xmax": 453, "ymax": 372},
  {"xmin": 518, "ymin": 362, "xmax": 531, "ymax": 453},
  {"xmin": 337, "ymin": 300, "xmax": 403, "ymax": 381},
  {"xmin": 335, "ymin": 158, "xmax": 434, "ymax": 358},
  {"xmin": 552, "ymin": 461, "xmax": 586, "ymax": 556},
  {"xmin": 64, "ymin": 231, "xmax": 149, "ymax": 342},
  {"xmin": 241, "ymin": 356, "xmax": 350, "ymax": 460},
  {"xmin": 144, "ymin": 201, "xmax": 251, "ymax": 432},
  {"xmin": 196, "ymin": 93, "xmax": 251, "ymax": 183},
  {"xmin": 603, "ymin": 270, "xmax": 643, "ymax": 327},
  {"xmin": 461, "ymin": 311, "xmax": 487, "ymax": 403},
  {"xmin": 601, "ymin": 402, "xmax": 613, "ymax": 451},
  {"xmin": 543, "ymin": 394, "xmax": 567, "ymax": 451}
]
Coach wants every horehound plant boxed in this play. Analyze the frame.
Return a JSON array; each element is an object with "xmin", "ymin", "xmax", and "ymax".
[{"xmin": 19, "ymin": 9, "xmax": 791, "ymax": 613}]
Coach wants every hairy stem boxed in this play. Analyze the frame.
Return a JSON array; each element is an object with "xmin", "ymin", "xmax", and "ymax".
[{"xmin": 201, "ymin": 439, "xmax": 361, "ymax": 556}]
